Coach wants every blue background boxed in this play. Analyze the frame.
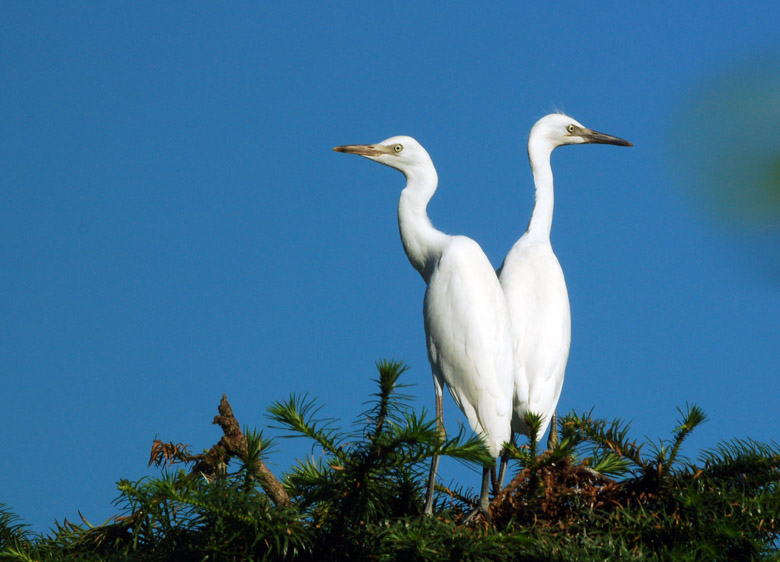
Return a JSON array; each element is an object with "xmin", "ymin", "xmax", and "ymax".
[{"xmin": 2, "ymin": 3, "xmax": 779, "ymax": 532}]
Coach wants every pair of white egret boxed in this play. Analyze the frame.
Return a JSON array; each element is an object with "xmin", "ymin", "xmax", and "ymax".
[{"xmin": 334, "ymin": 113, "xmax": 631, "ymax": 519}]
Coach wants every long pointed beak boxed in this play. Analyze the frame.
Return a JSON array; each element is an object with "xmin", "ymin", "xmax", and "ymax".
[
  {"xmin": 333, "ymin": 144, "xmax": 388, "ymax": 157},
  {"xmin": 581, "ymin": 129, "xmax": 633, "ymax": 147}
]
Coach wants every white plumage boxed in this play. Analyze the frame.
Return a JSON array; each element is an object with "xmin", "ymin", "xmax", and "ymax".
[
  {"xmin": 423, "ymin": 235, "xmax": 513, "ymax": 457},
  {"xmin": 335, "ymin": 136, "xmax": 514, "ymax": 517},
  {"xmin": 499, "ymin": 114, "xmax": 632, "ymax": 446}
]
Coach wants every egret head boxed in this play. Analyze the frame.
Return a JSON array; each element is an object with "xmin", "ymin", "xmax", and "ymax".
[
  {"xmin": 333, "ymin": 136, "xmax": 433, "ymax": 177},
  {"xmin": 529, "ymin": 113, "xmax": 632, "ymax": 151}
]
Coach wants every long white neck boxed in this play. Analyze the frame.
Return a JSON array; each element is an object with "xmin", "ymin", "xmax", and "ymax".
[
  {"xmin": 525, "ymin": 138, "xmax": 556, "ymax": 241},
  {"xmin": 397, "ymin": 161, "xmax": 448, "ymax": 282}
]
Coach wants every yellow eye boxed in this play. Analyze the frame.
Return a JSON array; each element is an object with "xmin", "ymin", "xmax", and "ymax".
[
  {"xmin": 566, "ymin": 124, "xmax": 576, "ymax": 134},
  {"xmin": 393, "ymin": 143, "xmax": 403, "ymax": 153}
]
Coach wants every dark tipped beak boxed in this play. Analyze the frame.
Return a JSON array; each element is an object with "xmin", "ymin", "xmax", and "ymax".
[
  {"xmin": 333, "ymin": 144, "xmax": 387, "ymax": 157},
  {"xmin": 582, "ymin": 129, "xmax": 633, "ymax": 147}
]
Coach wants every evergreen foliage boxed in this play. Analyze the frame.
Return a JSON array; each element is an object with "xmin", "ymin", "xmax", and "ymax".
[{"xmin": 1, "ymin": 361, "xmax": 778, "ymax": 561}]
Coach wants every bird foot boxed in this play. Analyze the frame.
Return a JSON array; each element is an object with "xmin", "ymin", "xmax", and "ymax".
[{"xmin": 459, "ymin": 504, "xmax": 491, "ymax": 526}]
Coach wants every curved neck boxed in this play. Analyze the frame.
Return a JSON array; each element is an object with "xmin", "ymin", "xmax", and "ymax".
[
  {"xmin": 526, "ymin": 139, "xmax": 555, "ymax": 241},
  {"xmin": 397, "ymin": 163, "xmax": 447, "ymax": 281}
]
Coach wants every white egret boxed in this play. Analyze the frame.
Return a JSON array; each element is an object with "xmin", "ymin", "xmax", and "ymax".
[
  {"xmin": 334, "ymin": 137, "xmax": 514, "ymax": 518},
  {"xmin": 498, "ymin": 114, "xmax": 631, "ymax": 473}
]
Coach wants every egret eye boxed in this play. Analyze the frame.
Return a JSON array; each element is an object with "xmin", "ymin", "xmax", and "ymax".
[
  {"xmin": 566, "ymin": 124, "xmax": 576, "ymax": 134},
  {"xmin": 393, "ymin": 143, "xmax": 403, "ymax": 153}
]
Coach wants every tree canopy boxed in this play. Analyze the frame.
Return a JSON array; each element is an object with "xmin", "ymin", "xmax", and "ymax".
[{"xmin": 2, "ymin": 360, "xmax": 778, "ymax": 561}]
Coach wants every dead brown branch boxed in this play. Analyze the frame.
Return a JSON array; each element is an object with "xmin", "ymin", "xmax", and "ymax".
[{"xmin": 149, "ymin": 394, "xmax": 290, "ymax": 507}]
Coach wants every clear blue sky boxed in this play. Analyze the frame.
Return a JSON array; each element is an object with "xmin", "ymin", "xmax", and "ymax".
[{"xmin": 2, "ymin": 4, "xmax": 779, "ymax": 532}]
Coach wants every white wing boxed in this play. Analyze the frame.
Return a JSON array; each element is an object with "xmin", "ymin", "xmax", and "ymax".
[
  {"xmin": 499, "ymin": 235, "xmax": 571, "ymax": 439},
  {"xmin": 423, "ymin": 236, "xmax": 514, "ymax": 457}
]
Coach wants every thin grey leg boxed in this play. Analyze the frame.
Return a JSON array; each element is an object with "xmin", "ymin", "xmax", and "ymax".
[
  {"xmin": 546, "ymin": 411, "xmax": 558, "ymax": 450},
  {"xmin": 461, "ymin": 466, "xmax": 492, "ymax": 524},
  {"xmin": 424, "ymin": 376, "xmax": 445, "ymax": 515},
  {"xmin": 496, "ymin": 434, "xmax": 514, "ymax": 492}
]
